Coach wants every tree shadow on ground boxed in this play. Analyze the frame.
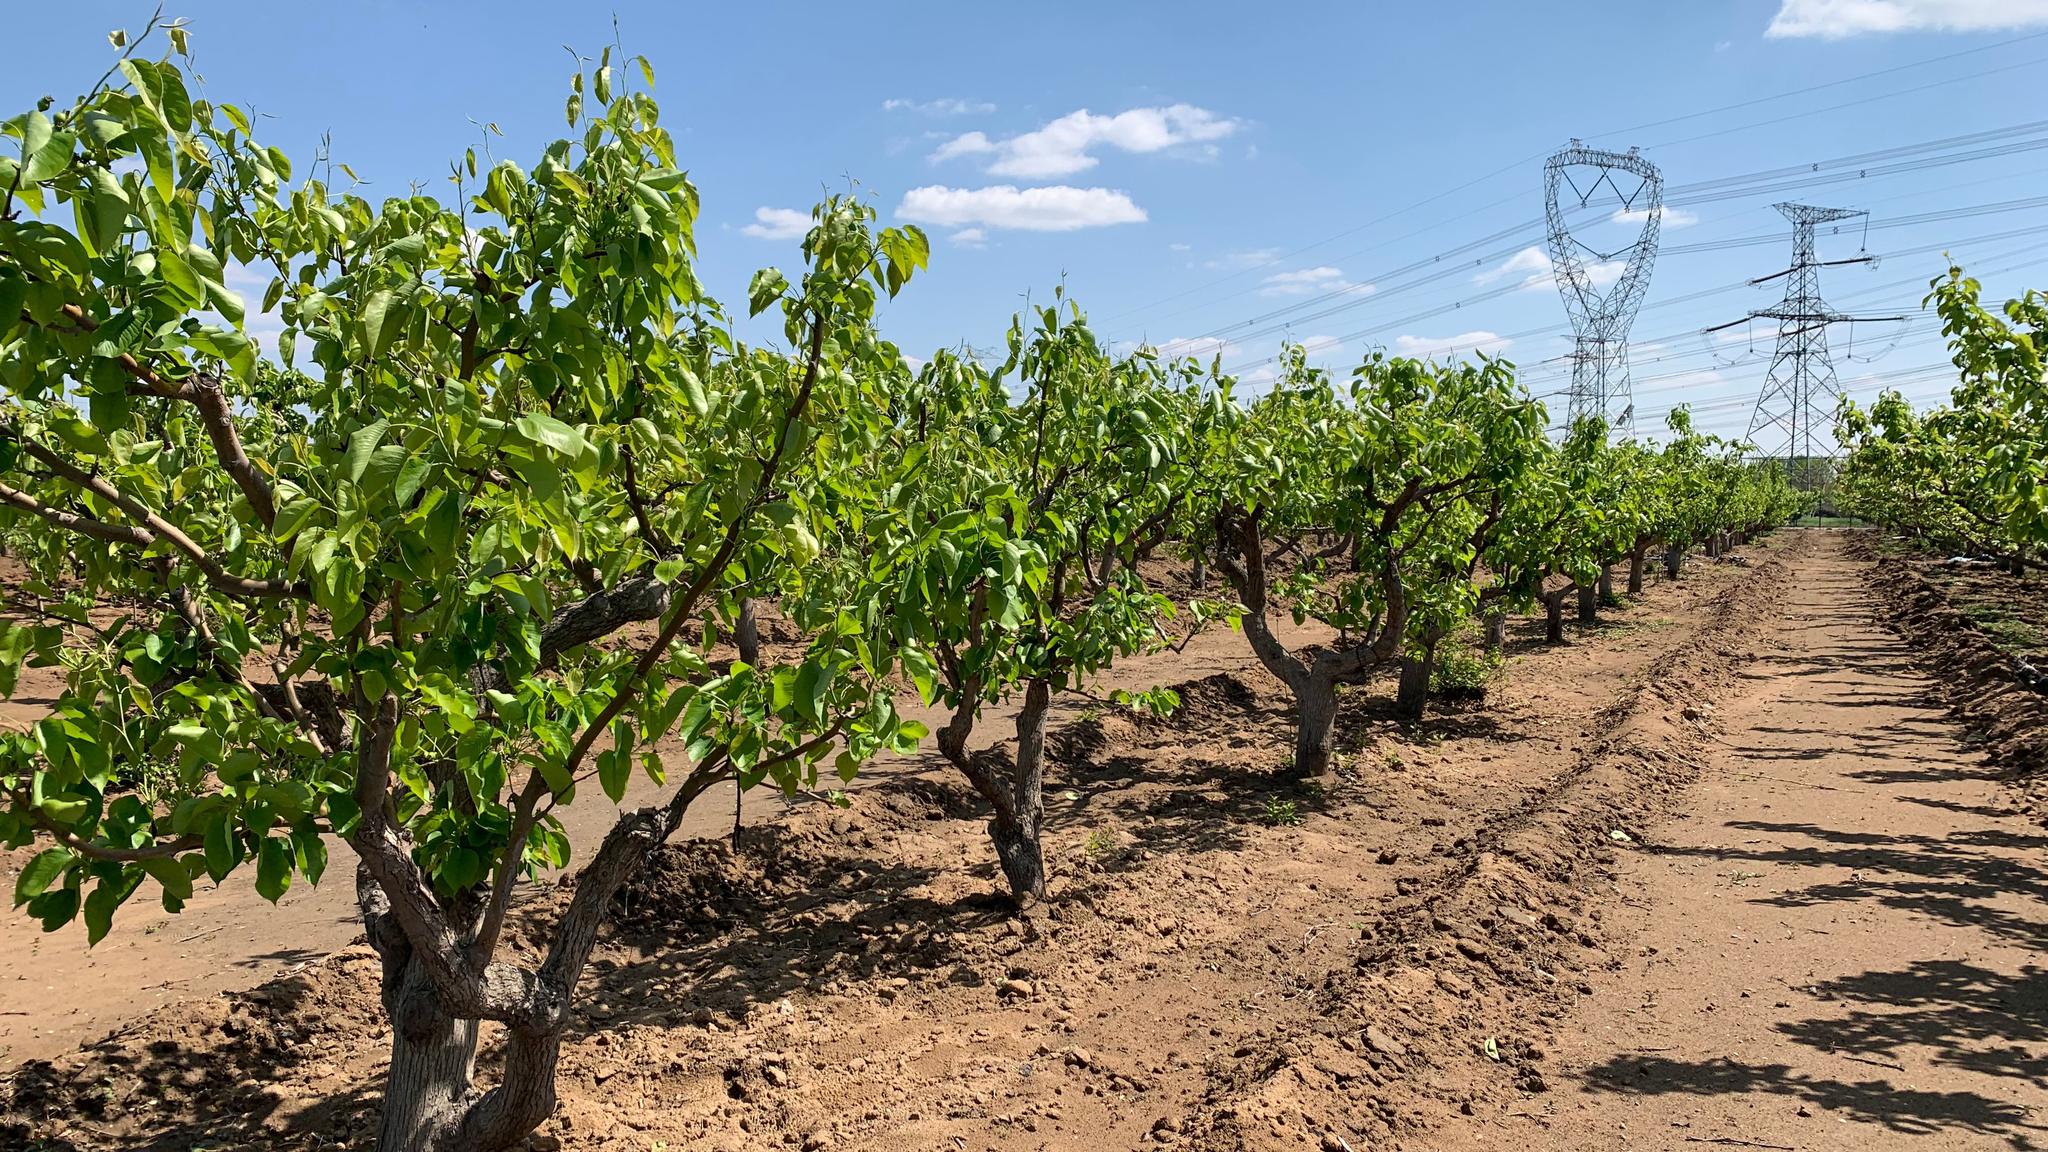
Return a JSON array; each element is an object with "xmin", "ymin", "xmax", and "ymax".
[
  {"xmin": 0, "ymin": 970, "xmax": 382, "ymax": 1151},
  {"xmin": 1579, "ymin": 1053, "xmax": 2047, "ymax": 1147},
  {"xmin": 1580, "ymin": 960, "xmax": 2048, "ymax": 1147},
  {"xmin": 1652, "ymin": 820, "xmax": 2048, "ymax": 952}
]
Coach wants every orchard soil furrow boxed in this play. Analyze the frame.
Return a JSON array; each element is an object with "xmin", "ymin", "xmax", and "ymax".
[
  {"xmin": 1848, "ymin": 534, "xmax": 2048, "ymax": 818},
  {"xmin": 1, "ymin": 540, "xmax": 1788, "ymax": 1152}
]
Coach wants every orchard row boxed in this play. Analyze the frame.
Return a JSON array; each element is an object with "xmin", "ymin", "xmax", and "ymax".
[{"xmin": 0, "ymin": 37, "xmax": 1807, "ymax": 1152}]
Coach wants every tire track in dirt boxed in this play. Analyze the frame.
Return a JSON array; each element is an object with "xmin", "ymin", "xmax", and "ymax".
[
  {"xmin": 1184, "ymin": 537, "xmax": 1798, "ymax": 1151},
  {"xmin": 1439, "ymin": 530, "xmax": 2048, "ymax": 1152}
]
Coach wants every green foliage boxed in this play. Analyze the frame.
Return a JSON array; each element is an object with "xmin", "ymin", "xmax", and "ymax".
[
  {"xmin": 1429, "ymin": 643, "xmax": 1498, "ymax": 697},
  {"xmin": 0, "ymin": 37, "xmax": 928, "ymax": 942},
  {"xmin": 1836, "ymin": 265, "xmax": 2048, "ymax": 562},
  {"xmin": 1110, "ymin": 685, "xmax": 1180, "ymax": 718},
  {"xmin": 1260, "ymin": 796, "xmax": 1302, "ymax": 827},
  {"xmin": 886, "ymin": 294, "xmax": 1217, "ymax": 736}
]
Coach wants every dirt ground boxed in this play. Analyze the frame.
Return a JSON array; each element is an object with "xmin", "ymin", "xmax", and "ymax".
[
  {"xmin": 1439, "ymin": 533, "xmax": 2048, "ymax": 1152},
  {"xmin": 1, "ymin": 530, "xmax": 2042, "ymax": 1152}
]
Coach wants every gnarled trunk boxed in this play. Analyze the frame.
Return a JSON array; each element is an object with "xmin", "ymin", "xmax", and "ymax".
[
  {"xmin": 1293, "ymin": 671, "xmax": 1340, "ymax": 779},
  {"xmin": 378, "ymin": 955, "xmax": 482, "ymax": 1152},
  {"xmin": 1394, "ymin": 643, "xmax": 1435, "ymax": 723},
  {"xmin": 1664, "ymin": 543, "xmax": 1684, "ymax": 580},
  {"xmin": 1627, "ymin": 546, "xmax": 1646, "ymax": 595},
  {"xmin": 941, "ymin": 674, "xmax": 1050, "ymax": 905},
  {"xmin": 1545, "ymin": 590, "xmax": 1567, "ymax": 644},
  {"xmin": 1577, "ymin": 582, "xmax": 1598, "ymax": 624},
  {"xmin": 1190, "ymin": 552, "xmax": 1207, "ymax": 591},
  {"xmin": 1597, "ymin": 565, "xmax": 1614, "ymax": 605},
  {"xmin": 994, "ymin": 678, "xmax": 1052, "ymax": 902}
]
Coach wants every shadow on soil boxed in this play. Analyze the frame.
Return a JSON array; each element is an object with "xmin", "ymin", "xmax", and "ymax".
[{"xmin": 1580, "ymin": 958, "xmax": 2048, "ymax": 1147}]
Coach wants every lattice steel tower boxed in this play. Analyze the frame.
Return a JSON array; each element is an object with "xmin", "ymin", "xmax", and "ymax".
[
  {"xmin": 1728, "ymin": 203, "xmax": 1896, "ymax": 489},
  {"xmin": 1544, "ymin": 142, "xmax": 1663, "ymax": 437}
]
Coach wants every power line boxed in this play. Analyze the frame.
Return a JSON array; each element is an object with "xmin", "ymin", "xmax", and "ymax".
[
  {"xmin": 1106, "ymin": 33, "xmax": 2048, "ymax": 337},
  {"xmin": 1191, "ymin": 126, "xmax": 2048, "ymax": 358},
  {"xmin": 1218, "ymin": 197, "xmax": 2048, "ymax": 374}
]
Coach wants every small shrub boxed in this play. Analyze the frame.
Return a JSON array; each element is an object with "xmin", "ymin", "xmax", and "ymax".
[
  {"xmin": 1261, "ymin": 797, "xmax": 1303, "ymax": 827},
  {"xmin": 1082, "ymin": 828, "xmax": 1118, "ymax": 858},
  {"xmin": 1111, "ymin": 685, "xmax": 1182, "ymax": 719},
  {"xmin": 1431, "ymin": 645, "xmax": 1500, "ymax": 699}
]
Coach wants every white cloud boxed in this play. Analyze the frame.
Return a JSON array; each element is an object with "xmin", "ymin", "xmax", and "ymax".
[
  {"xmin": 1203, "ymin": 247, "xmax": 1283, "ymax": 271},
  {"xmin": 930, "ymin": 104, "xmax": 1241, "ymax": 179},
  {"xmin": 883, "ymin": 97, "xmax": 997, "ymax": 115},
  {"xmin": 948, "ymin": 228, "xmax": 987, "ymax": 248},
  {"xmin": 1474, "ymin": 246, "xmax": 1552, "ymax": 286},
  {"xmin": 1168, "ymin": 242, "xmax": 1192, "ymax": 252},
  {"xmin": 1476, "ymin": 245, "xmax": 1625, "ymax": 292},
  {"xmin": 1766, "ymin": 0, "xmax": 2048, "ymax": 37},
  {"xmin": 1258, "ymin": 266, "xmax": 1375, "ymax": 298},
  {"xmin": 1393, "ymin": 331, "xmax": 1510, "ymax": 358},
  {"xmin": 741, "ymin": 207, "xmax": 810, "ymax": 240},
  {"xmin": 896, "ymin": 185, "xmax": 1147, "ymax": 232},
  {"xmin": 931, "ymin": 131, "xmax": 996, "ymax": 164},
  {"xmin": 1612, "ymin": 206, "xmax": 1699, "ymax": 229},
  {"xmin": 1146, "ymin": 335, "xmax": 1241, "ymax": 361}
]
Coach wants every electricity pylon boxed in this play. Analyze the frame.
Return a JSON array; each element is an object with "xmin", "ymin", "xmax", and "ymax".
[
  {"xmin": 1705, "ymin": 202, "xmax": 1901, "ymax": 490},
  {"xmin": 1544, "ymin": 142, "xmax": 1663, "ymax": 438}
]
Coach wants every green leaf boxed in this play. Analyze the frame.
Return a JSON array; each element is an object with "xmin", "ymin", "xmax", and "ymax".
[
  {"xmin": 255, "ymin": 836, "xmax": 292, "ymax": 903},
  {"xmin": 344, "ymin": 419, "xmax": 390, "ymax": 483},
  {"xmin": 748, "ymin": 268, "xmax": 788, "ymax": 317},
  {"xmin": 12, "ymin": 849, "xmax": 70, "ymax": 907},
  {"xmin": 144, "ymin": 856, "xmax": 193, "ymax": 904},
  {"xmin": 156, "ymin": 243, "xmax": 204, "ymax": 307},
  {"xmin": 677, "ymin": 363, "xmax": 709, "ymax": 417},
  {"xmin": 29, "ymin": 886, "xmax": 79, "ymax": 932},
  {"xmin": 361, "ymin": 289, "xmax": 400, "ymax": 359},
  {"xmin": 22, "ymin": 124, "xmax": 74, "ymax": 183},
  {"xmin": 597, "ymin": 747, "xmax": 629, "ymax": 804},
  {"xmin": 394, "ymin": 453, "xmax": 433, "ymax": 507},
  {"xmin": 516, "ymin": 411, "xmax": 587, "ymax": 457},
  {"xmin": 203, "ymin": 817, "xmax": 236, "ymax": 882}
]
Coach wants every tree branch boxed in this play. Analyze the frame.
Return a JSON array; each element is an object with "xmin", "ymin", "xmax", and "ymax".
[
  {"xmin": 14, "ymin": 439, "xmax": 305, "ymax": 599},
  {"xmin": 48, "ymin": 303, "xmax": 276, "ymax": 527}
]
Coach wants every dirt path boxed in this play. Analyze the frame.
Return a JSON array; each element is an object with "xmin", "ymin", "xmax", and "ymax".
[{"xmin": 1455, "ymin": 531, "xmax": 2048, "ymax": 1152}]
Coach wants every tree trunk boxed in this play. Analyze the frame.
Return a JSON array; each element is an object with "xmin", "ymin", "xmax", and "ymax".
[
  {"xmin": 729, "ymin": 594, "xmax": 753, "ymax": 848},
  {"xmin": 1665, "ymin": 543, "xmax": 1684, "ymax": 580},
  {"xmin": 1292, "ymin": 672, "xmax": 1340, "ymax": 779},
  {"xmin": 1394, "ymin": 645, "xmax": 1435, "ymax": 723},
  {"xmin": 378, "ymin": 958, "xmax": 483, "ymax": 1152},
  {"xmin": 1628, "ymin": 547, "xmax": 1646, "ymax": 595},
  {"xmin": 1597, "ymin": 565, "xmax": 1615, "ymax": 605},
  {"xmin": 735, "ymin": 596, "xmax": 760, "ymax": 666},
  {"xmin": 731, "ymin": 594, "xmax": 756, "ymax": 848},
  {"xmin": 1545, "ymin": 592, "xmax": 1566, "ymax": 644},
  {"xmin": 1190, "ymin": 552, "xmax": 1207, "ymax": 591},
  {"xmin": 991, "ymin": 678, "xmax": 1051, "ymax": 903},
  {"xmin": 1482, "ymin": 609, "xmax": 1507, "ymax": 652},
  {"xmin": 1577, "ymin": 582, "xmax": 1598, "ymax": 624}
]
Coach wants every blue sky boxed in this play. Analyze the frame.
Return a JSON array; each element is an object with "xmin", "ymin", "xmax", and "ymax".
[{"xmin": 10, "ymin": 0, "xmax": 2048, "ymax": 446}]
